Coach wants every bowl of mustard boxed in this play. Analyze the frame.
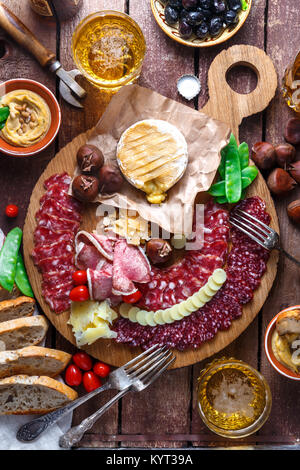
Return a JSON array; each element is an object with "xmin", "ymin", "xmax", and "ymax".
[{"xmin": 0, "ymin": 78, "xmax": 61, "ymax": 157}]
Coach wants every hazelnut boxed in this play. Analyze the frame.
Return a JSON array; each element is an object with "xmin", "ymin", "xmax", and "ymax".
[
  {"xmin": 267, "ymin": 168, "xmax": 297, "ymax": 196},
  {"xmin": 98, "ymin": 165, "xmax": 123, "ymax": 194},
  {"xmin": 284, "ymin": 118, "xmax": 300, "ymax": 146},
  {"xmin": 274, "ymin": 143, "xmax": 296, "ymax": 168},
  {"xmin": 287, "ymin": 200, "xmax": 300, "ymax": 224},
  {"xmin": 72, "ymin": 175, "xmax": 99, "ymax": 202},
  {"xmin": 146, "ymin": 238, "xmax": 172, "ymax": 265},
  {"xmin": 251, "ymin": 142, "xmax": 276, "ymax": 170},
  {"xmin": 76, "ymin": 144, "xmax": 104, "ymax": 174}
]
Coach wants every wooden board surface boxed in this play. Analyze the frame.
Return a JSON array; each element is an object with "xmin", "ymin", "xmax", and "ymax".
[{"xmin": 23, "ymin": 46, "xmax": 280, "ymax": 368}]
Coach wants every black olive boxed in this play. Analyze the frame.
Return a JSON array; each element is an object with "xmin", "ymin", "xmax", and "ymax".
[
  {"xmin": 182, "ymin": 0, "xmax": 199, "ymax": 10},
  {"xmin": 168, "ymin": 0, "xmax": 182, "ymax": 10},
  {"xmin": 198, "ymin": 0, "xmax": 212, "ymax": 9},
  {"xmin": 197, "ymin": 6, "xmax": 212, "ymax": 19},
  {"xmin": 186, "ymin": 10, "xmax": 204, "ymax": 26},
  {"xmin": 194, "ymin": 21, "xmax": 209, "ymax": 39},
  {"xmin": 224, "ymin": 9, "xmax": 238, "ymax": 25},
  {"xmin": 227, "ymin": 0, "xmax": 242, "ymax": 12},
  {"xmin": 180, "ymin": 8, "xmax": 189, "ymax": 20},
  {"xmin": 179, "ymin": 18, "xmax": 193, "ymax": 38},
  {"xmin": 164, "ymin": 5, "xmax": 179, "ymax": 24},
  {"xmin": 209, "ymin": 16, "xmax": 224, "ymax": 36},
  {"xmin": 213, "ymin": 0, "xmax": 226, "ymax": 14}
]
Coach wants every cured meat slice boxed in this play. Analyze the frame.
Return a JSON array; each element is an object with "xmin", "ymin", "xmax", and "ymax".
[
  {"xmin": 32, "ymin": 239, "xmax": 74, "ymax": 266},
  {"xmin": 34, "ymin": 226, "xmax": 73, "ymax": 246},
  {"xmin": 44, "ymin": 172, "xmax": 71, "ymax": 190},
  {"xmin": 37, "ymin": 253, "xmax": 74, "ymax": 274},
  {"xmin": 42, "ymin": 269, "xmax": 74, "ymax": 289},
  {"xmin": 36, "ymin": 213, "xmax": 80, "ymax": 234},
  {"xmin": 75, "ymin": 243, "xmax": 107, "ymax": 271},
  {"xmin": 38, "ymin": 198, "xmax": 81, "ymax": 222},
  {"xmin": 75, "ymin": 231, "xmax": 115, "ymax": 261},
  {"xmin": 87, "ymin": 268, "xmax": 113, "ymax": 301},
  {"xmin": 112, "ymin": 240, "xmax": 151, "ymax": 296},
  {"xmin": 40, "ymin": 184, "xmax": 81, "ymax": 213}
]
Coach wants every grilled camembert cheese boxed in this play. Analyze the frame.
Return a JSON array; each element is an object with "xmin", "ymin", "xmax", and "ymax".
[{"xmin": 117, "ymin": 119, "xmax": 188, "ymax": 204}]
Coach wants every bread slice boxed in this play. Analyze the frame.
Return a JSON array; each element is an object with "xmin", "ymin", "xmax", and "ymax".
[
  {"xmin": 0, "ymin": 296, "xmax": 35, "ymax": 323},
  {"xmin": 0, "ymin": 285, "xmax": 21, "ymax": 302},
  {"xmin": 0, "ymin": 316, "xmax": 48, "ymax": 351},
  {"xmin": 0, "ymin": 346, "xmax": 71, "ymax": 379},
  {"xmin": 0, "ymin": 375, "xmax": 78, "ymax": 415}
]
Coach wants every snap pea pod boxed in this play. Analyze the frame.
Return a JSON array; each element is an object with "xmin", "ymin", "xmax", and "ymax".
[
  {"xmin": 238, "ymin": 142, "xmax": 249, "ymax": 170},
  {"xmin": 0, "ymin": 227, "xmax": 22, "ymax": 292},
  {"xmin": 225, "ymin": 145, "xmax": 242, "ymax": 203},
  {"xmin": 15, "ymin": 252, "xmax": 34, "ymax": 298},
  {"xmin": 218, "ymin": 133, "xmax": 238, "ymax": 179},
  {"xmin": 208, "ymin": 180, "xmax": 225, "ymax": 196},
  {"xmin": 215, "ymin": 195, "xmax": 228, "ymax": 204}
]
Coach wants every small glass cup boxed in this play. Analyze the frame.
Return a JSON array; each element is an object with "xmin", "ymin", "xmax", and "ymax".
[
  {"xmin": 197, "ymin": 357, "xmax": 272, "ymax": 439},
  {"xmin": 72, "ymin": 10, "xmax": 146, "ymax": 90}
]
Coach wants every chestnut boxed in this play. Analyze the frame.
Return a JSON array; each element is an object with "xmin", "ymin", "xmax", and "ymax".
[
  {"xmin": 274, "ymin": 143, "xmax": 296, "ymax": 168},
  {"xmin": 284, "ymin": 118, "xmax": 300, "ymax": 146},
  {"xmin": 98, "ymin": 164, "xmax": 123, "ymax": 194},
  {"xmin": 251, "ymin": 142, "xmax": 276, "ymax": 170},
  {"xmin": 287, "ymin": 200, "xmax": 300, "ymax": 224},
  {"xmin": 288, "ymin": 160, "xmax": 300, "ymax": 184},
  {"xmin": 146, "ymin": 238, "xmax": 172, "ymax": 265},
  {"xmin": 267, "ymin": 168, "xmax": 296, "ymax": 196},
  {"xmin": 72, "ymin": 175, "xmax": 99, "ymax": 202},
  {"xmin": 76, "ymin": 144, "xmax": 104, "ymax": 174}
]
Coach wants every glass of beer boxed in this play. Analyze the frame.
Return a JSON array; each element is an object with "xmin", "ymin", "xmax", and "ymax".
[
  {"xmin": 197, "ymin": 358, "xmax": 272, "ymax": 438},
  {"xmin": 72, "ymin": 10, "xmax": 146, "ymax": 90}
]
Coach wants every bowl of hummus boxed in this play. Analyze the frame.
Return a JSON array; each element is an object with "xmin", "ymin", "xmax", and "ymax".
[
  {"xmin": 265, "ymin": 306, "xmax": 300, "ymax": 381},
  {"xmin": 0, "ymin": 78, "xmax": 61, "ymax": 156}
]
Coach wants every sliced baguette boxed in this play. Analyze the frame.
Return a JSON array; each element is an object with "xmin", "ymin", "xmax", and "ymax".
[
  {"xmin": 0, "ymin": 285, "xmax": 21, "ymax": 302},
  {"xmin": 0, "ymin": 346, "xmax": 71, "ymax": 379},
  {"xmin": 0, "ymin": 296, "xmax": 35, "ymax": 323},
  {"xmin": 0, "ymin": 316, "xmax": 48, "ymax": 351},
  {"xmin": 0, "ymin": 375, "xmax": 78, "ymax": 415}
]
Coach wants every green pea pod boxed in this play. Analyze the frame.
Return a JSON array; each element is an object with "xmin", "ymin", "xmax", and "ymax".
[
  {"xmin": 241, "ymin": 0, "xmax": 248, "ymax": 10},
  {"xmin": 215, "ymin": 195, "xmax": 228, "ymax": 204},
  {"xmin": 225, "ymin": 145, "xmax": 242, "ymax": 203},
  {"xmin": 242, "ymin": 165, "xmax": 258, "ymax": 181},
  {"xmin": 15, "ymin": 252, "xmax": 34, "ymax": 298},
  {"xmin": 238, "ymin": 142, "xmax": 249, "ymax": 170},
  {"xmin": 208, "ymin": 180, "xmax": 226, "ymax": 197},
  {"xmin": 219, "ymin": 133, "xmax": 238, "ymax": 179},
  {"xmin": 0, "ymin": 227, "xmax": 22, "ymax": 292}
]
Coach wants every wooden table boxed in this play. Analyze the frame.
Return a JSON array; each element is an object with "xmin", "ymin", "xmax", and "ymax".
[{"xmin": 0, "ymin": 0, "xmax": 299, "ymax": 449}]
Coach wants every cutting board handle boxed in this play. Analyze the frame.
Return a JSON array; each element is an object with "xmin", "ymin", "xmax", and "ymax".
[{"xmin": 202, "ymin": 45, "xmax": 278, "ymax": 141}]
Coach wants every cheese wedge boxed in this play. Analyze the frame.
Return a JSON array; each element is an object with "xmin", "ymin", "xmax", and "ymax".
[{"xmin": 117, "ymin": 119, "xmax": 188, "ymax": 204}]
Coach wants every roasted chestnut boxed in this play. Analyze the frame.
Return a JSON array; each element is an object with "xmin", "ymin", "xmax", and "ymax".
[
  {"xmin": 288, "ymin": 160, "xmax": 300, "ymax": 184},
  {"xmin": 251, "ymin": 142, "xmax": 276, "ymax": 170},
  {"xmin": 274, "ymin": 143, "xmax": 296, "ymax": 168},
  {"xmin": 267, "ymin": 168, "xmax": 296, "ymax": 196},
  {"xmin": 146, "ymin": 238, "xmax": 172, "ymax": 265},
  {"xmin": 287, "ymin": 200, "xmax": 300, "ymax": 224},
  {"xmin": 98, "ymin": 165, "xmax": 123, "ymax": 194},
  {"xmin": 284, "ymin": 118, "xmax": 300, "ymax": 146},
  {"xmin": 72, "ymin": 175, "xmax": 99, "ymax": 202},
  {"xmin": 76, "ymin": 144, "xmax": 104, "ymax": 174}
]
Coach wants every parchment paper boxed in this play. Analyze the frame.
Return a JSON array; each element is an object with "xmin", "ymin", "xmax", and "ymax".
[{"xmin": 84, "ymin": 84, "xmax": 230, "ymax": 234}]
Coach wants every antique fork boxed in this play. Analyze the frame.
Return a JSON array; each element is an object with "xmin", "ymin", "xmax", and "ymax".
[
  {"xmin": 230, "ymin": 208, "xmax": 300, "ymax": 267},
  {"xmin": 17, "ymin": 345, "xmax": 175, "ymax": 444},
  {"xmin": 59, "ymin": 347, "xmax": 175, "ymax": 448}
]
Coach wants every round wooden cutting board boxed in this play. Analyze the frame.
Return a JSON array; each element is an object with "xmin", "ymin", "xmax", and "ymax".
[{"xmin": 23, "ymin": 45, "xmax": 279, "ymax": 369}]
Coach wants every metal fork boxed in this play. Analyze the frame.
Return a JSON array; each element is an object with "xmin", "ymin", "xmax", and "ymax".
[
  {"xmin": 230, "ymin": 208, "xmax": 300, "ymax": 267},
  {"xmin": 16, "ymin": 345, "xmax": 175, "ymax": 445},
  {"xmin": 59, "ymin": 346, "xmax": 175, "ymax": 448}
]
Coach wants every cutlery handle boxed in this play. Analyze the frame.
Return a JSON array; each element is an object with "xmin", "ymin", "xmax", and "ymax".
[
  {"xmin": 16, "ymin": 382, "xmax": 112, "ymax": 443},
  {"xmin": 0, "ymin": 2, "xmax": 56, "ymax": 67},
  {"xmin": 59, "ymin": 389, "xmax": 129, "ymax": 448}
]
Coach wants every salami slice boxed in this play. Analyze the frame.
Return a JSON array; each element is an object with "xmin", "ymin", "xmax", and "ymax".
[
  {"xmin": 36, "ymin": 213, "xmax": 80, "ymax": 233},
  {"xmin": 32, "ymin": 239, "xmax": 74, "ymax": 266},
  {"xmin": 38, "ymin": 198, "xmax": 81, "ymax": 222},
  {"xmin": 40, "ymin": 184, "xmax": 81, "ymax": 213},
  {"xmin": 44, "ymin": 172, "xmax": 71, "ymax": 190},
  {"xmin": 37, "ymin": 253, "xmax": 75, "ymax": 274},
  {"xmin": 34, "ymin": 226, "xmax": 73, "ymax": 246}
]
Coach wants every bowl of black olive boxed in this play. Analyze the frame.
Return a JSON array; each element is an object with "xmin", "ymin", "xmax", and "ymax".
[{"xmin": 150, "ymin": 0, "xmax": 252, "ymax": 47}]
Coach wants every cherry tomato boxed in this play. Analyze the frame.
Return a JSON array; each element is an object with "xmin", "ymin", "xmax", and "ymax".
[
  {"xmin": 122, "ymin": 290, "xmax": 142, "ymax": 304},
  {"xmin": 93, "ymin": 361, "xmax": 111, "ymax": 378},
  {"xmin": 65, "ymin": 364, "xmax": 82, "ymax": 386},
  {"xmin": 69, "ymin": 285, "xmax": 89, "ymax": 302},
  {"xmin": 72, "ymin": 270, "xmax": 88, "ymax": 286},
  {"xmin": 5, "ymin": 204, "xmax": 19, "ymax": 218},
  {"xmin": 83, "ymin": 371, "xmax": 102, "ymax": 393},
  {"xmin": 73, "ymin": 351, "xmax": 93, "ymax": 371}
]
